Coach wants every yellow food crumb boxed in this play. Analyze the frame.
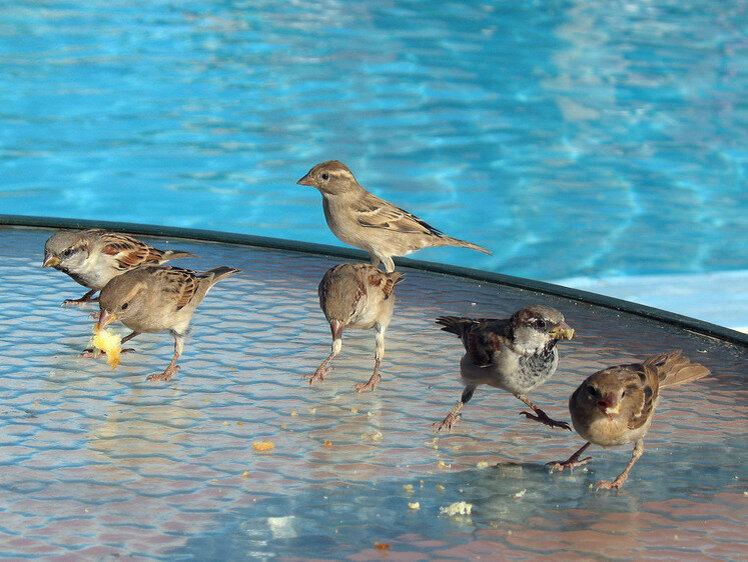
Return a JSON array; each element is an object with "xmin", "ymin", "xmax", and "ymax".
[
  {"xmin": 436, "ymin": 485, "xmax": 445, "ymax": 490},
  {"xmin": 476, "ymin": 461, "xmax": 490, "ymax": 469},
  {"xmin": 290, "ymin": 411, "xmax": 298, "ymax": 416},
  {"xmin": 91, "ymin": 326, "xmax": 122, "ymax": 369},
  {"xmin": 280, "ymin": 424, "xmax": 288, "ymax": 430},
  {"xmin": 408, "ymin": 502, "xmax": 420, "ymax": 510},
  {"xmin": 241, "ymin": 471, "xmax": 251, "ymax": 478},
  {"xmin": 402, "ymin": 484, "xmax": 414, "ymax": 491},
  {"xmin": 437, "ymin": 460, "xmax": 451, "ymax": 469},
  {"xmin": 323, "ymin": 440, "xmax": 332, "ymax": 446},
  {"xmin": 222, "ymin": 421, "xmax": 229, "ymax": 426},
  {"xmin": 252, "ymin": 440, "xmax": 276, "ymax": 451},
  {"xmin": 350, "ymin": 407, "xmax": 358, "ymax": 414},
  {"xmin": 237, "ymin": 421, "xmax": 244, "ymax": 426}
]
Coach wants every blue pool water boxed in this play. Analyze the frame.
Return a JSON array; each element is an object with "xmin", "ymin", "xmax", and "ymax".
[{"xmin": 1, "ymin": 2, "xmax": 746, "ymax": 280}]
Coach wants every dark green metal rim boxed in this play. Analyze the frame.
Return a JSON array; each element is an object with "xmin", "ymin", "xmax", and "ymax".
[{"xmin": 3, "ymin": 213, "xmax": 746, "ymax": 348}]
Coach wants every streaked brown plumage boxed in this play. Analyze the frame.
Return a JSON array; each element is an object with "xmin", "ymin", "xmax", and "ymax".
[
  {"xmin": 42, "ymin": 229, "xmax": 193, "ymax": 305},
  {"xmin": 297, "ymin": 160, "xmax": 491, "ymax": 272},
  {"xmin": 97, "ymin": 265, "xmax": 240, "ymax": 382},
  {"xmin": 310, "ymin": 263, "xmax": 403, "ymax": 392},
  {"xmin": 548, "ymin": 351, "xmax": 710, "ymax": 490},
  {"xmin": 434, "ymin": 305, "xmax": 575, "ymax": 432}
]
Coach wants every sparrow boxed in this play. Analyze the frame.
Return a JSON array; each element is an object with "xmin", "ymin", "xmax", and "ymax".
[
  {"xmin": 297, "ymin": 160, "xmax": 491, "ymax": 272},
  {"xmin": 42, "ymin": 229, "xmax": 194, "ymax": 306},
  {"xmin": 309, "ymin": 262, "xmax": 403, "ymax": 392},
  {"xmin": 433, "ymin": 304, "xmax": 575, "ymax": 432},
  {"xmin": 96, "ymin": 264, "xmax": 240, "ymax": 381},
  {"xmin": 547, "ymin": 351, "xmax": 710, "ymax": 490}
]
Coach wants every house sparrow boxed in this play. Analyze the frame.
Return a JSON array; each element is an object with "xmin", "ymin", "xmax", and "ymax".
[
  {"xmin": 297, "ymin": 160, "xmax": 491, "ymax": 272},
  {"xmin": 433, "ymin": 305, "xmax": 575, "ymax": 432},
  {"xmin": 42, "ymin": 229, "xmax": 193, "ymax": 306},
  {"xmin": 309, "ymin": 262, "xmax": 403, "ymax": 392},
  {"xmin": 96, "ymin": 265, "xmax": 240, "ymax": 381},
  {"xmin": 547, "ymin": 351, "xmax": 710, "ymax": 490}
]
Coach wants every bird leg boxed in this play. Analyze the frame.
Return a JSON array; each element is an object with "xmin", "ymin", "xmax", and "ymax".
[
  {"xmin": 147, "ymin": 334, "xmax": 183, "ymax": 382},
  {"xmin": 433, "ymin": 385, "xmax": 476, "ymax": 432},
  {"xmin": 307, "ymin": 321, "xmax": 343, "ymax": 385},
  {"xmin": 380, "ymin": 256, "xmax": 395, "ymax": 273},
  {"xmin": 62, "ymin": 289, "xmax": 99, "ymax": 307},
  {"xmin": 80, "ymin": 331, "xmax": 140, "ymax": 357},
  {"xmin": 354, "ymin": 323, "xmax": 385, "ymax": 393},
  {"xmin": 595, "ymin": 439, "xmax": 644, "ymax": 491},
  {"xmin": 547, "ymin": 441, "xmax": 592, "ymax": 472},
  {"xmin": 517, "ymin": 395, "xmax": 571, "ymax": 430}
]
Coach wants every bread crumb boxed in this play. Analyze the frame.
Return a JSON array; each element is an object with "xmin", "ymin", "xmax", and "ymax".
[
  {"xmin": 252, "ymin": 440, "xmax": 275, "ymax": 451},
  {"xmin": 91, "ymin": 326, "xmax": 122, "ymax": 369},
  {"xmin": 440, "ymin": 501, "xmax": 472, "ymax": 516},
  {"xmin": 408, "ymin": 502, "xmax": 420, "ymax": 510}
]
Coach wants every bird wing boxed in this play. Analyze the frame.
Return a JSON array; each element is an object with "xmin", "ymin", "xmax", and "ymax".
[
  {"xmin": 155, "ymin": 266, "xmax": 199, "ymax": 311},
  {"xmin": 626, "ymin": 364, "xmax": 658, "ymax": 431},
  {"xmin": 99, "ymin": 231, "xmax": 166, "ymax": 270},
  {"xmin": 355, "ymin": 193, "xmax": 444, "ymax": 236},
  {"xmin": 436, "ymin": 317, "xmax": 507, "ymax": 367},
  {"xmin": 365, "ymin": 268, "xmax": 404, "ymax": 300}
]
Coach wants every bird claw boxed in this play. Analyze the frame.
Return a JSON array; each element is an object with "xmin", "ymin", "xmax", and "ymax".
[
  {"xmin": 353, "ymin": 380, "xmax": 376, "ymax": 393},
  {"xmin": 62, "ymin": 298, "xmax": 97, "ymax": 308},
  {"xmin": 432, "ymin": 413, "xmax": 460, "ymax": 433},
  {"xmin": 546, "ymin": 456, "xmax": 592, "ymax": 473},
  {"xmin": 595, "ymin": 479, "xmax": 622, "ymax": 491},
  {"xmin": 519, "ymin": 410, "xmax": 571, "ymax": 431},
  {"xmin": 306, "ymin": 367, "xmax": 330, "ymax": 385},
  {"xmin": 147, "ymin": 365, "xmax": 179, "ymax": 382}
]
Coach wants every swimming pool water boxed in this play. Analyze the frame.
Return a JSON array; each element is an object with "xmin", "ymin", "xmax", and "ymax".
[{"xmin": 1, "ymin": 1, "xmax": 746, "ymax": 281}]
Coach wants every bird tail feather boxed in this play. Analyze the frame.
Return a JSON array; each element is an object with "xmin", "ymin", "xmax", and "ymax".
[
  {"xmin": 645, "ymin": 351, "xmax": 710, "ymax": 388},
  {"xmin": 162, "ymin": 250, "xmax": 195, "ymax": 260},
  {"xmin": 204, "ymin": 266, "xmax": 241, "ymax": 283},
  {"xmin": 441, "ymin": 236, "xmax": 492, "ymax": 255}
]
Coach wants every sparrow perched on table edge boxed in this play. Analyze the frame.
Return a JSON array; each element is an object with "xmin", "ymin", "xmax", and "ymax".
[{"xmin": 297, "ymin": 160, "xmax": 491, "ymax": 273}]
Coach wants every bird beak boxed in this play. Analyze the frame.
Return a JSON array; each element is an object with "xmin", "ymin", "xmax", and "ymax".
[
  {"xmin": 549, "ymin": 321, "xmax": 575, "ymax": 340},
  {"xmin": 296, "ymin": 173, "xmax": 314, "ymax": 187},
  {"xmin": 42, "ymin": 254, "xmax": 60, "ymax": 268},
  {"xmin": 97, "ymin": 309, "xmax": 118, "ymax": 330},
  {"xmin": 597, "ymin": 393, "xmax": 620, "ymax": 417}
]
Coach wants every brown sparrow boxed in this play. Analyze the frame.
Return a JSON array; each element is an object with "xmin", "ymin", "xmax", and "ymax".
[
  {"xmin": 433, "ymin": 305, "xmax": 575, "ymax": 432},
  {"xmin": 43, "ymin": 229, "xmax": 193, "ymax": 306},
  {"xmin": 297, "ymin": 160, "xmax": 491, "ymax": 272},
  {"xmin": 548, "ymin": 351, "xmax": 710, "ymax": 490},
  {"xmin": 97, "ymin": 265, "xmax": 240, "ymax": 381},
  {"xmin": 309, "ymin": 263, "xmax": 403, "ymax": 392}
]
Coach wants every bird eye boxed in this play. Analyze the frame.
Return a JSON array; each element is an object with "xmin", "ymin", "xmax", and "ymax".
[
  {"xmin": 62, "ymin": 248, "xmax": 74, "ymax": 257},
  {"xmin": 121, "ymin": 302, "xmax": 129, "ymax": 310},
  {"xmin": 586, "ymin": 386, "xmax": 597, "ymax": 396},
  {"xmin": 321, "ymin": 172, "xmax": 329, "ymax": 180},
  {"xmin": 533, "ymin": 319, "xmax": 547, "ymax": 330}
]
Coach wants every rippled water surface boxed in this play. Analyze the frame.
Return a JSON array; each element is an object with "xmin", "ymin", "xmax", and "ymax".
[
  {"xmin": 0, "ymin": 227, "xmax": 745, "ymax": 558},
  {"xmin": 1, "ymin": 1, "xmax": 746, "ymax": 279}
]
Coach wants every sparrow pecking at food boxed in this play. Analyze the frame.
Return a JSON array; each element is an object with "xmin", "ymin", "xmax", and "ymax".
[
  {"xmin": 433, "ymin": 304, "xmax": 575, "ymax": 432},
  {"xmin": 310, "ymin": 262, "xmax": 403, "ymax": 392},
  {"xmin": 42, "ymin": 229, "xmax": 193, "ymax": 306},
  {"xmin": 96, "ymin": 264, "xmax": 240, "ymax": 382},
  {"xmin": 297, "ymin": 160, "xmax": 491, "ymax": 272},
  {"xmin": 547, "ymin": 351, "xmax": 710, "ymax": 490}
]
